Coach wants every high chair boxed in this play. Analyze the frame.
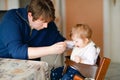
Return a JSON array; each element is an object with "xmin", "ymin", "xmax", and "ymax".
[{"xmin": 63, "ymin": 55, "xmax": 111, "ymax": 80}]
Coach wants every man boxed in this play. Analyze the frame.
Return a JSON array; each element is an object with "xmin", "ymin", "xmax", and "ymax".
[{"xmin": 0, "ymin": 0, "xmax": 66, "ymax": 60}]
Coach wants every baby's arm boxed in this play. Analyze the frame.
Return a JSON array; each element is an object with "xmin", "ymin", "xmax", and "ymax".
[{"xmin": 74, "ymin": 55, "xmax": 82, "ymax": 63}]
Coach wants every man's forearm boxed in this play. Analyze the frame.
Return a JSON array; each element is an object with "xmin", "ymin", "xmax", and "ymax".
[
  {"xmin": 28, "ymin": 42, "xmax": 66, "ymax": 59},
  {"xmin": 28, "ymin": 46, "xmax": 54, "ymax": 59}
]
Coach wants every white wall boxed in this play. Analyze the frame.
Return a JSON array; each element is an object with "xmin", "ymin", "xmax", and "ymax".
[
  {"xmin": 0, "ymin": 0, "xmax": 19, "ymax": 10},
  {"xmin": 0, "ymin": 0, "xmax": 6, "ymax": 10},
  {"xmin": 7, "ymin": 0, "xmax": 19, "ymax": 10},
  {"xmin": 104, "ymin": 0, "xmax": 120, "ymax": 63}
]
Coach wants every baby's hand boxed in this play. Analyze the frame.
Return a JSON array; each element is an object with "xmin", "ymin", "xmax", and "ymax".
[{"xmin": 74, "ymin": 55, "xmax": 81, "ymax": 63}]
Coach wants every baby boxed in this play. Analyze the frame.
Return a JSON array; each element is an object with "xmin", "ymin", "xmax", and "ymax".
[{"xmin": 51, "ymin": 24, "xmax": 100, "ymax": 80}]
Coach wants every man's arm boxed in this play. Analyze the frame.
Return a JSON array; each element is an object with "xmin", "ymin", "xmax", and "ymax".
[{"xmin": 28, "ymin": 42, "xmax": 66, "ymax": 59}]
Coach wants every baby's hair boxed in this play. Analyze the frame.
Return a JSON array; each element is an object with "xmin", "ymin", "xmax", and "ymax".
[{"xmin": 70, "ymin": 24, "xmax": 92, "ymax": 40}]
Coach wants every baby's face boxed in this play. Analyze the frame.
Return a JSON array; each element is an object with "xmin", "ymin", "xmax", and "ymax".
[
  {"xmin": 72, "ymin": 34, "xmax": 87, "ymax": 48},
  {"xmin": 73, "ymin": 38, "xmax": 84, "ymax": 48}
]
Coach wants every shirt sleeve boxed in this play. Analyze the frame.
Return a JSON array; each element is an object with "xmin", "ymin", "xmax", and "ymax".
[
  {"xmin": 44, "ymin": 22, "xmax": 66, "ymax": 45},
  {"xmin": 0, "ymin": 15, "xmax": 28, "ymax": 59}
]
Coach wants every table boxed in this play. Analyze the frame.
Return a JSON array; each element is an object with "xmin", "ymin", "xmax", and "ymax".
[{"xmin": 0, "ymin": 58, "xmax": 49, "ymax": 80}]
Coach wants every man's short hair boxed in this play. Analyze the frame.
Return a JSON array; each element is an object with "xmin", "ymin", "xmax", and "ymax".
[{"xmin": 27, "ymin": 0, "xmax": 55, "ymax": 22}]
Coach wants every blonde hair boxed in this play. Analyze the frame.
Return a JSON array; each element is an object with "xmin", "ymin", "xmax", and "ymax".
[{"xmin": 70, "ymin": 24, "xmax": 92, "ymax": 40}]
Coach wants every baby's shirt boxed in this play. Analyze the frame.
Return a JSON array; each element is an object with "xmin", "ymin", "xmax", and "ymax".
[{"xmin": 70, "ymin": 41, "xmax": 100, "ymax": 65}]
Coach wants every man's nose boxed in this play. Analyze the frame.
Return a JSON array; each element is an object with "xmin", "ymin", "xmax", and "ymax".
[{"xmin": 43, "ymin": 23, "xmax": 48, "ymax": 28}]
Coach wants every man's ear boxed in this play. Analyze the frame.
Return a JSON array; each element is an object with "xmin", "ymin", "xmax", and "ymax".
[
  {"xmin": 28, "ymin": 12, "xmax": 32, "ymax": 18},
  {"xmin": 28, "ymin": 12, "xmax": 34, "ymax": 21}
]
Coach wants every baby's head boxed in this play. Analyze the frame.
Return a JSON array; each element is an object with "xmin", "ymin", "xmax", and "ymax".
[{"xmin": 70, "ymin": 24, "xmax": 92, "ymax": 48}]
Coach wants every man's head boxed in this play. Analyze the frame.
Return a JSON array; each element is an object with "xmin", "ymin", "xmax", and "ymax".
[{"xmin": 27, "ymin": 0, "xmax": 55, "ymax": 30}]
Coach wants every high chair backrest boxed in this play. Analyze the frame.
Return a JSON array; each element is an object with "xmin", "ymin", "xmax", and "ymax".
[{"xmin": 95, "ymin": 57, "xmax": 111, "ymax": 80}]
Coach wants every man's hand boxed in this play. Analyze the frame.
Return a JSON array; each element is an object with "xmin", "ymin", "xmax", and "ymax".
[{"xmin": 50, "ymin": 42, "xmax": 67, "ymax": 54}]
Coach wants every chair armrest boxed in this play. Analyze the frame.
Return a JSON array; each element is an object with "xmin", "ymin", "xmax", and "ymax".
[{"xmin": 65, "ymin": 59, "xmax": 98, "ymax": 78}]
